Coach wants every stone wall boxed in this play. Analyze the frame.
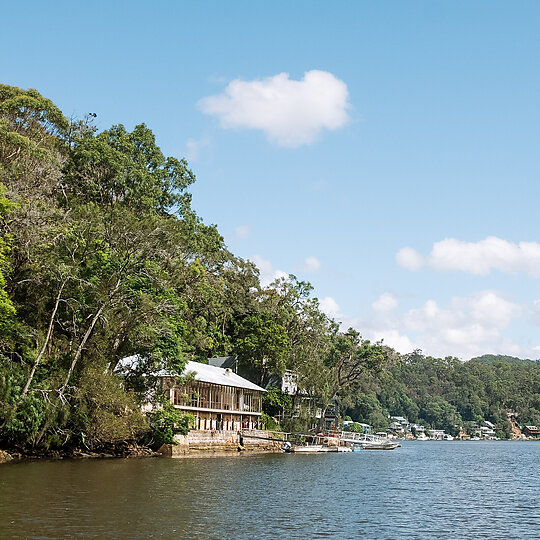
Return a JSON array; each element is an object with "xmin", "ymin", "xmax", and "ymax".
[{"xmin": 159, "ymin": 429, "xmax": 282, "ymax": 457}]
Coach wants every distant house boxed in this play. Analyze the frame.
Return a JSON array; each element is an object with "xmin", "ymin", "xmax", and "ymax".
[
  {"xmin": 522, "ymin": 425, "xmax": 540, "ymax": 437},
  {"xmin": 474, "ymin": 425, "xmax": 496, "ymax": 439},
  {"xmin": 356, "ymin": 422, "xmax": 371, "ymax": 434},
  {"xmin": 390, "ymin": 416, "xmax": 410, "ymax": 433},
  {"xmin": 168, "ymin": 361, "xmax": 266, "ymax": 431}
]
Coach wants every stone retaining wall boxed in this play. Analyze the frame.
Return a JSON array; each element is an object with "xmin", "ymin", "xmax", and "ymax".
[{"xmin": 159, "ymin": 429, "xmax": 282, "ymax": 457}]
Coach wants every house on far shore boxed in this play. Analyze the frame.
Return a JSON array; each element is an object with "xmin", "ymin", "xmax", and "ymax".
[
  {"xmin": 428, "ymin": 429, "xmax": 446, "ymax": 440},
  {"xmin": 167, "ymin": 361, "xmax": 266, "ymax": 431},
  {"xmin": 522, "ymin": 425, "xmax": 540, "ymax": 438}
]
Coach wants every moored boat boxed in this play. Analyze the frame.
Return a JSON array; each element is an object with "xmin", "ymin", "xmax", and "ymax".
[
  {"xmin": 361, "ymin": 439, "xmax": 399, "ymax": 450},
  {"xmin": 350, "ymin": 434, "xmax": 400, "ymax": 450},
  {"xmin": 291, "ymin": 444, "xmax": 324, "ymax": 453}
]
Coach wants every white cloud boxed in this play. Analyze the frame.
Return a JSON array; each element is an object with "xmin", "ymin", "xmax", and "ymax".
[
  {"xmin": 250, "ymin": 255, "xmax": 288, "ymax": 287},
  {"xmin": 465, "ymin": 291, "xmax": 520, "ymax": 328},
  {"xmin": 361, "ymin": 290, "xmax": 531, "ymax": 359},
  {"xmin": 397, "ymin": 236, "xmax": 540, "ymax": 276},
  {"xmin": 319, "ymin": 296, "xmax": 340, "ymax": 319},
  {"xmin": 198, "ymin": 70, "xmax": 350, "ymax": 147},
  {"xmin": 224, "ymin": 225, "xmax": 251, "ymax": 246},
  {"xmin": 302, "ymin": 256, "xmax": 321, "ymax": 273},
  {"xmin": 396, "ymin": 247, "xmax": 424, "ymax": 271},
  {"xmin": 530, "ymin": 299, "xmax": 540, "ymax": 326},
  {"xmin": 369, "ymin": 329, "xmax": 416, "ymax": 353},
  {"xmin": 372, "ymin": 292, "xmax": 398, "ymax": 312}
]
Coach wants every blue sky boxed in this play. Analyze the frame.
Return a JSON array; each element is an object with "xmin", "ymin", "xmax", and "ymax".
[{"xmin": 3, "ymin": 1, "xmax": 540, "ymax": 359}]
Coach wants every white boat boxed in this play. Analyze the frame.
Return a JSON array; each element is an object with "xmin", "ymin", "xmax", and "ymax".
[
  {"xmin": 291, "ymin": 445, "xmax": 324, "ymax": 453},
  {"xmin": 361, "ymin": 439, "xmax": 400, "ymax": 450},
  {"xmin": 363, "ymin": 434, "xmax": 399, "ymax": 450},
  {"xmin": 283, "ymin": 443, "xmax": 352, "ymax": 453},
  {"xmin": 348, "ymin": 434, "xmax": 400, "ymax": 451}
]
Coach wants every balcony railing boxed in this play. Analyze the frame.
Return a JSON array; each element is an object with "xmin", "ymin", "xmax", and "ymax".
[{"xmin": 172, "ymin": 388, "xmax": 261, "ymax": 413}]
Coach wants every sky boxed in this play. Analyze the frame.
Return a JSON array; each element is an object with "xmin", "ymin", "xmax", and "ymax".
[{"xmin": 2, "ymin": 1, "xmax": 540, "ymax": 360}]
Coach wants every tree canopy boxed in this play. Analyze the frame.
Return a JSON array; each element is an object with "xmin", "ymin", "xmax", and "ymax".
[{"xmin": 0, "ymin": 84, "xmax": 395, "ymax": 452}]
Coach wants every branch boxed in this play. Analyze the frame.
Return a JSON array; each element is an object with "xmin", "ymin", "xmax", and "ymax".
[{"xmin": 21, "ymin": 277, "xmax": 67, "ymax": 398}]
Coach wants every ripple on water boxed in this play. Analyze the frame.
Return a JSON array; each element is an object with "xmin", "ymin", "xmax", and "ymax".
[{"xmin": 0, "ymin": 442, "xmax": 539, "ymax": 539}]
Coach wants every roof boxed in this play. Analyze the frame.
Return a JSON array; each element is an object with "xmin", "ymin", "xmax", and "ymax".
[
  {"xmin": 116, "ymin": 356, "xmax": 265, "ymax": 392},
  {"xmin": 183, "ymin": 361, "xmax": 266, "ymax": 392}
]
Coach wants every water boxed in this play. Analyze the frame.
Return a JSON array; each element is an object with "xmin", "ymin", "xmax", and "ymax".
[{"xmin": 1, "ymin": 441, "xmax": 538, "ymax": 539}]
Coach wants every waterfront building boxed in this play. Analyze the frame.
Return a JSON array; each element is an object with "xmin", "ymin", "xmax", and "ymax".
[
  {"xmin": 167, "ymin": 361, "xmax": 266, "ymax": 431},
  {"xmin": 410, "ymin": 423, "xmax": 425, "ymax": 434},
  {"xmin": 522, "ymin": 425, "xmax": 540, "ymax": 437}
]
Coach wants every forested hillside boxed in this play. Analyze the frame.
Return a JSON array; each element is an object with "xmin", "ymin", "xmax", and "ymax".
[
  {"xmin": 0, "ymin": 84, "xmax": 390, "ymax": 452},
  {"xmin": 347, "ymin": 352, "xmax": 540, "ymax": 437}
]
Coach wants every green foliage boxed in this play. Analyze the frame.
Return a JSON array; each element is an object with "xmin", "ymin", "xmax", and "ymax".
[
  {"xmin": 64, "ymin": 123, "xmax": 195, "ymax": 216},
  {"xmin": 346, "ymin": 351, "xmax": 540, "ymax": 436},
  {"xmin": 261, "ymin": 412, "xmax": 279, "ymax": 431},
  {"xmin": 0, "ymin": 183, "xmax": 16, "ymax": 334},
  {"xmin": 234, "ymin": 313, "xmax": 291, "ymax": 383},
  {"xmin": 471, "ymin": 354, "xmax": 538, "ymax": 365},
  {"xmin": 262, "ymin": 386, "xmax": 293, "ymax": 417},
  {"xmin": 146, "ymin": 402, "xmax": 193, "ymax": 447},
  {"xmin": 72, "ymin": 367, "xmax": 149, "ymax": 449},
  {"xmin": 280, "ymin": 415, "xmax": 312, "ymax": 434},
  {"xmin": 0, "ymin": 83, "xmax": 68, "ymax": 168},
  {"xmin": 4, "ymin": 392, "xmax": 45, "ymax": 445}
]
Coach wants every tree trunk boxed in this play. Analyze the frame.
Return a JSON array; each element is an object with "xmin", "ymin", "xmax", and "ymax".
[
  {"xmin": 60, "ymin": 303, "xmax": 105, "ymax": 393},
  {"xmin": 21, "ymin": 279, "xmax": 67, "ymax": 398},
  {"xmin": 34, "ymin": 303, "xmax": 106, "ymax": 447}
]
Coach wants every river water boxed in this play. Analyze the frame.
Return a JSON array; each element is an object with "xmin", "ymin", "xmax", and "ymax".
[{"xmin": 1, "ymin": 441, "xmax": 538, "ymax": 539}]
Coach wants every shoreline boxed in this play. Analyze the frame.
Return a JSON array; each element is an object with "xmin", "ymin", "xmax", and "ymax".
[{"xmin": 3, "ymin": 436, "xmax": 537, "ymax": 464}]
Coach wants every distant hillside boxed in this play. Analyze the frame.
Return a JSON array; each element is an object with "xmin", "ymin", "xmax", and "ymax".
[
  {"xmin": 346, "ymin": 352, "xmax": 540, "ymax": 437},
  {"xmin": 470, "ymin": 354, "xmax": 539, "ymax": 365}
]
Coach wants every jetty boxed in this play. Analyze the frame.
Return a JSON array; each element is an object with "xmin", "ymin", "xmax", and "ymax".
[{"xmin": 239, "ymin": 429, "xmax": 398, "ymax": 452}]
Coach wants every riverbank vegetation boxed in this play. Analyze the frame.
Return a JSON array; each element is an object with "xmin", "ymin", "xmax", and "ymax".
[
  {"xmin": 0, "ymin": 84, "xmax": 391, "ymax": 454},
  {"xmin": 1, "ymin": 85, "xmax": 538, "ymax": 455},
  {"xmin": 345, "ymin": 353, "xmax": 540, "ymax": 438}
]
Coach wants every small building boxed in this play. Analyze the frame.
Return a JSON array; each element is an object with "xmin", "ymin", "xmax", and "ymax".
[
  {"xmin": 410, "ymin": 423, "xmax": 425, "ymax": 433},
  {"xmin": 522, "ymin": 425, "xmax": 540, "ymax": 437},
  {"xmin": 356, "ymin": 422, "xmax": 371, "ymax": 434},
  {"xmin": 389, "ymin": 416, "xmax": 410, "ymax": 434},
  {"xmin": 167, "ymin": 361, "xmax": 266, "ymax": 431},
  {"xmin": 474, "ymin": 425, "xmax": 497, "ymax": 439}
]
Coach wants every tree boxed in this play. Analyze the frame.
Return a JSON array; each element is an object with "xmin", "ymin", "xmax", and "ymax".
[
  {"xmin": 234, "ymin": 313, "xmax": 291, "ymax": 385},
  {"xmin": 63, "ymin": 123, "xmax": 195, "ymax": 216},
  {"xmin": 262, "ymin": 386, "xmax": 293, "ymax": 418},
  {"xmin": 0, "ymin": 183, "xmax": 15, "ymax": 335},
  {"xmin": 308, "ymin": 328, "xmax": 392, "ymax": 428}
]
